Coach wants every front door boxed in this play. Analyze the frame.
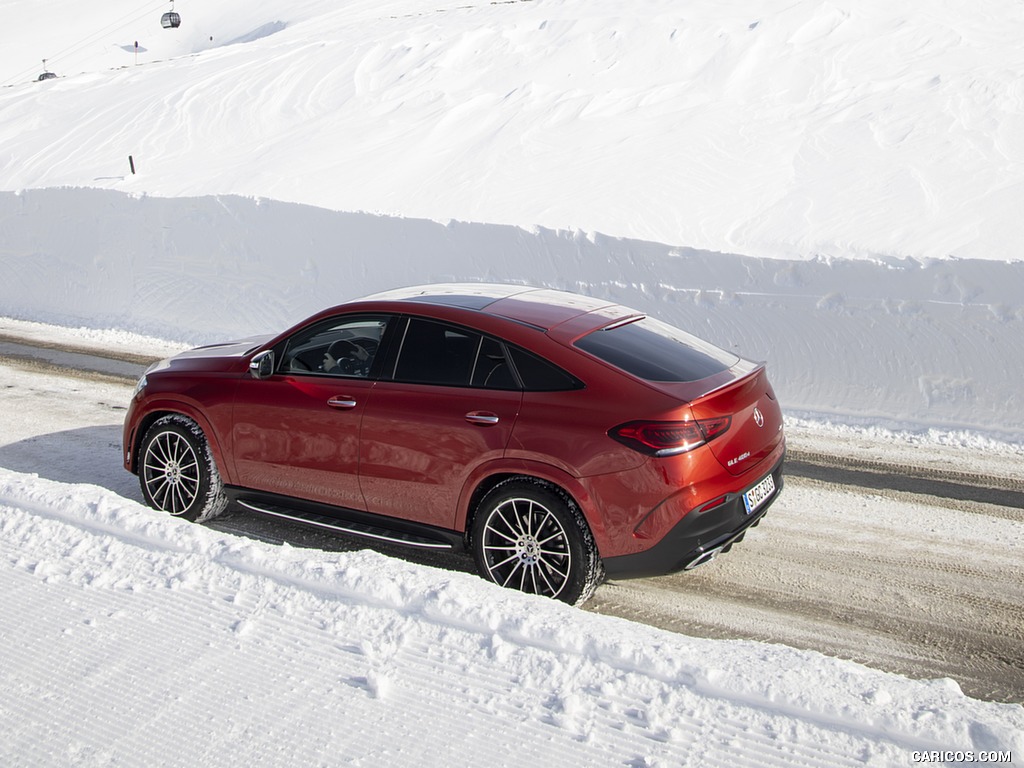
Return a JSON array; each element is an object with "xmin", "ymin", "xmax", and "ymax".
[
  {"xmin": 229, "ymin": 314, "xmax": 393, "ymax": 510},
  {"xmin": 231, "ymin": 375, "xmax": 375, "ymax": 509}
]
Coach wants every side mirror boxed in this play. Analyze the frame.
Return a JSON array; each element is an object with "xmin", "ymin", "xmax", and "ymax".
[{"xmin": 249, "ymin": 350, "xmax": 275, "ymax": 380}]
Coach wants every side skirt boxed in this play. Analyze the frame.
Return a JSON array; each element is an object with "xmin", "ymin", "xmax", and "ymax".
[{"xmin": 224, "ymin": 487, "xmax": 466, "ymax": 551}]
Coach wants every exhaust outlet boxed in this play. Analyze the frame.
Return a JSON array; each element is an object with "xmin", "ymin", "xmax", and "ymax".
[{"xmin": 683, "ymin": 545, "xmax": 725, "ymax": 570}]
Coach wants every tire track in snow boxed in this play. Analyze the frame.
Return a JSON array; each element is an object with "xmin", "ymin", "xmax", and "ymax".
[
  {"xmin": 787, "ymin": 448, "xmax": 1024, "ymax": 510},
  {"xmin": 589, "ymin": 479, "xmax": 1024, "ymax": 703}
]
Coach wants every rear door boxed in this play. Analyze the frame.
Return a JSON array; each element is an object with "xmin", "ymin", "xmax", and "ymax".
[{"xmin": 358, "ymin": 317, "xmax": 522, "ymax": 529}]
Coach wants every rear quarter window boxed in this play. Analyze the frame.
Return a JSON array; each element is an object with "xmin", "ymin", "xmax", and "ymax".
[
  {"xmin": 507, "ymin": 346, "xmax": 582, "ymax": 391},
  {"xmin": 575, "ymin": 316, "xmax": 738, "ymax": 382}
]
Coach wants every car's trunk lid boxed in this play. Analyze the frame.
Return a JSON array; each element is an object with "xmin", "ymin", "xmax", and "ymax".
[{"xmin": 686, "ymin": 364, "xmax": 784, "ymax": 476}]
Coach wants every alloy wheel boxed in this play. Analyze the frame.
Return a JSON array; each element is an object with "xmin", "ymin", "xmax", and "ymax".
[
  {"xmin": 142, "ymin": 429, "xmax": 201, "ymax": 516},
  {"xmin": 480, "ymin": 497, "xmax": 573, "ymax": 599}
]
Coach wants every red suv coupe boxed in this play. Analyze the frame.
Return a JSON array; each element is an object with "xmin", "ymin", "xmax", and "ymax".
[{"xmin": 124, "ymin": 284, "xmax": 784, "ymax": 604}]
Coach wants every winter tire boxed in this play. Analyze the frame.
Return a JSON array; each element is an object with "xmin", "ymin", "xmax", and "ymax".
[
  {"xmin": 471, "ymin": 478, "xmax": 603, "ymax": 605},
  {"xmin": 139, "ymin": 414, "xmax": 228, "ymax": 523}
]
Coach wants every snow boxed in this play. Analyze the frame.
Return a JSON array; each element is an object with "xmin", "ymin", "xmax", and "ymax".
[
  {"xmin": 2, "ymin": 453, "xmax": 1022, "ymax": 766},
  {"xmin": 4, "ymin": 189, "xmax": 1024, "ymax": 441},
  {"xmin": 5, "ymin": 0, "xmax": 1024, "ymax": 264},
  {"xmin": 1, "ymin": 0, "xmax": 1023, "ymax": 764}
]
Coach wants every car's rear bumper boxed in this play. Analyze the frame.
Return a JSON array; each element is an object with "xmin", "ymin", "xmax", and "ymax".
[{"xmin": 602, "ymin": 453, "xmax": 785, "ymax": 579}]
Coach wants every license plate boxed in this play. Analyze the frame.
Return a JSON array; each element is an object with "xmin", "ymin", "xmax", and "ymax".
[{"xmin": 743, "ymin": 473, "xmax": 776, "ymax": 515}]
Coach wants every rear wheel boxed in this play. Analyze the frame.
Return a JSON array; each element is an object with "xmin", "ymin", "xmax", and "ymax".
[
  {"xmin": 471, "ymin": 479, "xmax": 603, "ymax": 605},
  {"xmin": 138, "ymin": 415, "xmax": 228, "ymax": 523}
]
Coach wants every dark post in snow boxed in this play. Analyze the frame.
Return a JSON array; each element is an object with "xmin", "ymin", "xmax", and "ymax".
[{"xmin": 129, "ymin": 155, "xmax": 136, "ymax": 175}]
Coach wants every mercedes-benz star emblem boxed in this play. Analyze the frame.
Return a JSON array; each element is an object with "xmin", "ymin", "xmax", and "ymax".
[{"xmin": 753, "ymin": 407, "xmax": 764, "ymax": 428}]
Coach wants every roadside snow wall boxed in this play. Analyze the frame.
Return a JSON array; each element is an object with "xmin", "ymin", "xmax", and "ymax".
[{"xmin": 2, "ymin": 188, "xmax": 1023, "ymax": 439}]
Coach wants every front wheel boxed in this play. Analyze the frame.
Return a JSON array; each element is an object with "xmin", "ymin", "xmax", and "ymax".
[
  {"xmin": 471, "ymin": 479, "xmax": 603, "ymax": 605},
  {"xmin": 138, "ymin": 414, "xmax": 228, "ymax": 523}
]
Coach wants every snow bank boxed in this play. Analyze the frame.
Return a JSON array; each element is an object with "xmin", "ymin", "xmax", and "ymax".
[
  {"xmin": 4, "ymin": 188, "xmax": 1024, "ymax": 440},
  {"xmin": 2, "ymin": 467, "xmax": 1021, "ymax": 766}
]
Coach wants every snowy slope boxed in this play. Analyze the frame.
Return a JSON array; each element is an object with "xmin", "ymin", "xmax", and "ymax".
[{"xmin": 3, "ymin": 0, "xmax": 1024, "ymax": 263}]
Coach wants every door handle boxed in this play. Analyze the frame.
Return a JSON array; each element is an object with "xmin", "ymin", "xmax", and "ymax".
[
  {"xmin": 327, "ymin": 397, "xmax": 358, "ymax": 409},
  {"xmin": 465, "ymin": 411, "xmax": 499, "ymax": 426}
]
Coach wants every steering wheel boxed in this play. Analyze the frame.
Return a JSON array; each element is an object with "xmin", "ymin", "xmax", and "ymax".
[{"xmin": 325, "ymin": 339, "xmax": 364, "ymax": 374}]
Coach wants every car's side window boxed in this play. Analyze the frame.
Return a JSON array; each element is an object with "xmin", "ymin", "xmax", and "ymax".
[
  {"xmin": 281, "ymin": 315, "xmax": 390, "ymax": 378},
  {"xmin": 471, "ymin": 336, "xmax": 518, "ymax": 390},
  {"xmin": 392, "ymin": 318, "xmax": 480, "ymax": 386},
  {"xmin": 388, "ymin": 317, "xmax": 580, "ymax": 391},
  {"xmin": 388, "ymin": 318, "xmax": 516, "ymax": 389},
  {"xmin": 507, "ymin": 346, "xmax": 583, "ymax": 391}
]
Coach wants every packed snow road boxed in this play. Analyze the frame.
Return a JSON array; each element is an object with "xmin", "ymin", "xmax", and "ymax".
[
  {"xmin": 1, "ymin": 342, "xmax": 1021, "ymax": 704},
  {"xmin": 588, "ymin": 475, "xmax": 1024, "ymax": 704}
]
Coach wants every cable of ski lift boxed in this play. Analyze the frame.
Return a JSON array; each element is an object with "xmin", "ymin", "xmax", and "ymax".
[{"xmin": 1, "ymin": 0, "xmax": 168, "ymax": 86}]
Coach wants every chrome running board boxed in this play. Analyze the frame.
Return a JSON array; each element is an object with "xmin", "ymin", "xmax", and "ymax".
[{"xmin": 236, "ymin": 499, "xmax": 455, "ymax": 550}]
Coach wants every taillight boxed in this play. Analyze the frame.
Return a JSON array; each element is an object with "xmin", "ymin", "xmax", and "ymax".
[{"xmin": 610, "ymin": 417, "xmax": 731, "ymax": 457}]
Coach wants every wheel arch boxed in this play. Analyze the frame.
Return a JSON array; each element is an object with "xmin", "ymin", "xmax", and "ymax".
[
  {"xmin": 128, "ymin": 402, "xmax": 229, "ymax": 481},
  {"xmin": 457, "ymin": 460, "xmax": 607, "ymax": 554}
]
